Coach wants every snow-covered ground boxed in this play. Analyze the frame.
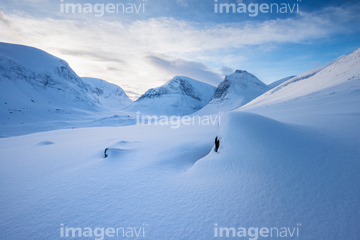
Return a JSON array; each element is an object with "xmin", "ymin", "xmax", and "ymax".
[
  {"xmin": 0, "ymin": 45, "xmax": 360, "ymax": 239},
  {"xmin": 0, "ymin": 122, "xmax": 218, "ymax": 239},
  {"xmin": 1, "ymin": 101, "xmax": 359, "ymax": 239}
]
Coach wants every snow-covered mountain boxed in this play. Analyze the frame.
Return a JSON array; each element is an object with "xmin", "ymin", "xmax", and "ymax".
[
  {"xmin": 129, "ymin": 76, "xmax": 216, "ymax": 115},
  {"xmin": 268, "ymin": 75, "xmax": 296, "ymax": 89},
  {"xmin": 197, "ymin": 70, "xmax": 269, "ymax": 114},
  {"xmin": 241, "ymin": 48, "xmax": 360, "ymax": 125},
  {"xmin": 0, "ymin": 43, "xmax": 96, "ymax": 115},
  {"xmin": 82, "ymin": 77, "xmax": 132, "ymax": 110},
  {"xmin": 263, "ymin": 56, "xmax": 346, "ymax": 97},
  {"xmin": 0, "ymin": 42, "xmax": 132, "ymax": 129}
]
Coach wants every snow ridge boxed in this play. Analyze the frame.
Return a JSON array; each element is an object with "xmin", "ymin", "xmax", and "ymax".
[{"xmin": 242, "ymin": 48, "xmax": 360, "ymax": 110}]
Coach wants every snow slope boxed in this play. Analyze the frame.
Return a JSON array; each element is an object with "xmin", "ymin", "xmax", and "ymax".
[
  {"xmin": 0, "ymin": 41, "xmax": 70, "ymax": 72},
  {"xmin": 267, "ymin": 75, "xmax": 296, "ymax": 89},
  {"xmin": 82, "ymin": 77, "xmax": 132, "ymax": 110},
  {"xmin": 193, "ymin": 110, "xmax": 360, "ymax": 239},
  {"xmin": 241, "ymin": 48, "xmax": 360, "ymax": 126},
  {"xmin": 197, "ymin": 70, "xmax": 269, "ymax": 114},
  {"xmin": 0, "ymin": 42, "xmax": 133, "ymax": 136},
  {"xmin": 0, "ymin": 42, "xmax": 97, "ymax": 115},
  {"xmin": 129, "ymin": 76, "xmax": 216, "ymax": 115}
]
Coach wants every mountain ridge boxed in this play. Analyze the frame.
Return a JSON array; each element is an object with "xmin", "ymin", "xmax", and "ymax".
[
  {"xmin": 130, "ymin": 76, "xmax": 216, "ymax": 115},
  {"xmin": 195, "ymin": 70, "xmax": 269, "ymax": 114},
  {"xmin": 0, "ymin": 42, "xmax": 132, "ymax": 130}
]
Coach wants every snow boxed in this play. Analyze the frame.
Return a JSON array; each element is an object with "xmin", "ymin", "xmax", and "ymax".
[
  {"xmin": 0, "ymin": 43, "xmax": 134, "ymax": 137},
  {"xmin": 193, "ymin": 110, "xmax": 360, "ymax": 239},
  {"xmin": 241, "ymin": 48, "xmax": 360, "ymax": 126},
  {"xmin": 0, "ymin": 123, "xmax": 217, "ymax": 239},
  {"xmin": 197, "ymin": 70, "xmax": 269, "ymax": 115},
  {"xmin": 0, "ymin": 43, "xmax": 360, "ymax": 239},
  {"xmin": 0, "ymin": 42, "xmax": 65, "ymax": 72},
  {"xmin": 81, "ymin": 77, "xmax": 133, "ymax": 110},
  {"xmin": 267, "ymin": 75, "xmax": 296, "ymax": 89},
  {"xmin": 130, "ymin": 76, "xmax": 216, "ymax": 115},
  {"xmin": 1, "ymin": 105, "xmax": 359, "ymax": 239}
]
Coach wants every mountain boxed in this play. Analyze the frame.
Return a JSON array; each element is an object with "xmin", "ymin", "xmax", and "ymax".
[
  {"xmin": 0, "ymin": 42, "xmax": 132, "ymax": 135},
  {"xmin": 241, "ymin": 48, "xmax": 360, "ymax": 125},
  {"xmin": 196, "ymin": 70, "xmax": 269, "ymax": 114},
  {"xmin": 264, "ymin": 55, "xmax": 347, "ymax": 95},
  {"xmin": 82, "ymin": 77, "xmax": 132, "ymax": 110},
  {"xmin": 129, "ymin": 76, "xmax": 216, "ymax": 115},
  {"xmin": 0, "ymin": 42, "xmax": 96, "ymax": 114},
  {"xmin": 268, "ymin": 75, "xmax": 296, "ymax": 89}
]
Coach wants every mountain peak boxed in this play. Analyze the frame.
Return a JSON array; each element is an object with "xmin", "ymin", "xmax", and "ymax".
[
  {"xmin": 0, "ymin": 42, "xmax": 65, "ymax": 72},
  {"xmin": 234, "ymin": 69, "xmax": 247, "ymax": 74},
  {"xmin": 132, "ymin": 76, "xmax": 216, "ymax": 115},
  {"xmin": 222, "ymin": 70, "xmax": 268, "ymax": 90},
  {"xmin": 0, "ymin": 42, "xmax": 133, "ymax": 127},
  {"xmin": 137, "ymin": 76, "xmax": 214, "ymax": 102},
  {"xmin": 196, "ymin": 70, "xmax": 270, "ymax": 114}
]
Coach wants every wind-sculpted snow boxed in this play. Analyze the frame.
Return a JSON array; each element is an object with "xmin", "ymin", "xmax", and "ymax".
[
  {"xmin": 191, "ymin": 111, "xmax": 360, "ymax": 239},
  {"xmin": 0, "ymin": 109, "xmax": 359, "ymax": 239}
]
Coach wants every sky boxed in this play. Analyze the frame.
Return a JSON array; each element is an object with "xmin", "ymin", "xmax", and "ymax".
[{"xmin": 1, "ymin": 0, "xmax": 360, "ymax": 100}]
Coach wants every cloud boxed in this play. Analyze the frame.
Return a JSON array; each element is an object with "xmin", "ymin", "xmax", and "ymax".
[
  {"xmin": 5, "ymin": 4, "xmax": 359, "ymax": 54},
  {"xmin": 0, "ymin": 11, "xmax": 23, "ymax": 40},
  {"xmin": 0, "ymin": 3, "xmax": 359, "ymax": 96},
  {"xmin": 220, "ymin": 66, "xmax": 234, "ymax": 75},
  {"xmin": 58, "ymin": 49, "xmax": 126, "ymax": 64},
  {"xmin": 176, "ymin": 0, "xmax": 188, "ymax": 7},
  {"xmin": 0, "ymin": 11, "xmax": 11, "ymax": 26}
]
